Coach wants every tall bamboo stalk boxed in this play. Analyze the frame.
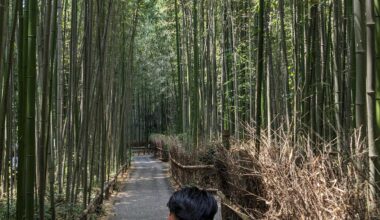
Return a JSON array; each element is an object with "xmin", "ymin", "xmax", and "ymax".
[
  {"xmin": 255, "ymin": 0, "xmax": 264, "ymax": 158},
  {"xmin": 366, "ymin": 0, "xmax": 380, "ymax": 214}
]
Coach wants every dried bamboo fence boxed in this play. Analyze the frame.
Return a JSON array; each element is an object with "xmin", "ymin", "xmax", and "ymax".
[
  {"xmin": 148, "ymin": 134, "xmax": 265, "ymax": 219},
  {"xmin": 148, "ymin": 133, "xmax": 368, "ymax": 219}
]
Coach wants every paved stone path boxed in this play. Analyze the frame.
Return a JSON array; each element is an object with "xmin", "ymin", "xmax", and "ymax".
[
  {"xmin": 109, "ymin": 155, "xmax": 172, "ymax": 220},
  {"xmin": 107, "ymin": 154, "xmax": 222, "ymax": 220}
]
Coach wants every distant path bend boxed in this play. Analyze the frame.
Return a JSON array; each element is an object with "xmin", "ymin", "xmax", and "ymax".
[{"xmin": 109, "ymin": 155, "xmax": 172, "ymax": 220}]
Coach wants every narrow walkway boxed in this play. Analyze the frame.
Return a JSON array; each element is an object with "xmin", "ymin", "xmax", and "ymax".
[{"xmin": 109, "ymin": 155, "xmax": 172, "ymax": 220}]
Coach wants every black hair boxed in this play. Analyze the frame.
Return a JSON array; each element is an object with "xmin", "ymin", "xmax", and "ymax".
[{"xmin": 167, "ymin": 186, "xmax": 218, "ymax": 220}]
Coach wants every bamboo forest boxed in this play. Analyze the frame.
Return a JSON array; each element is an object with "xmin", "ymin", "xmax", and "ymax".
[{"xmin": 0, "ymin": 0, "xmax": 380, "ymax": 219}]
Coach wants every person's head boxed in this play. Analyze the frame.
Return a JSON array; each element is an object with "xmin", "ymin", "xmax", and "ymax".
[{"xmin": 167, "ymin": 186, "xmax": 218, "ymax": 220}]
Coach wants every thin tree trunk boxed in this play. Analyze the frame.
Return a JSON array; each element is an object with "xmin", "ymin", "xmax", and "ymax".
[
  {"xmin": 353, "ymin": 0, "xmax": 366, "ymax": 134},
  {"xmin": 0, "ymin": 0, "xmax": 17, "ymax": 187},
  {"xmin": 279, "ymin": 0, "xmax": 290, "ymax": 130},
  {"xmin": 24, "ymin": 0, "xmax": 38, "ymax": 217},
  {"xmin": 211, "ymin": 0, "xmax": 218, "ymax": 137},
  {"xmin": 175, "ymin": 0, "xmax": 183, "ymax": 134},
  {"xmin": 0, "ymin": 0, "xmax": 8, "ymax": 80},
  {"xmin": 56, "ymin": 0, "xmax": 64, "ymax": 197},
  {"xmin": 192, "ymin": 0, "xmax": 200, "ymax": 146},
  {"xmin": 82, "ymin": 0, "xmax": 93, "ymax": 209},
  {"xmin": 367, "ymin": 0, "xmax": 380, "ymax": 215},
  {"xmin": 38, "ymin": 0, "xmax": 53, "ymax": 218},
  {"xmin": 333, "ymin": 0, "xmax": 343, "ymax": 153},
  {"xmin": 206, "ymin": 0, "xmax": 212, "ymax": 139},
  {"xmin": 255, "ymin": 0, "xmax": 264, "ymax": 158},
  {"xmin": 16, "ymin": 0, "xmax": 28, "ymax": 217},
  {"xmin": 266, "ymin": 27, "xmax": 272, "ymax": 148},
  {"xmin": 66, "ymin": 0, "xmax": 78, "ymax": 210}
]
